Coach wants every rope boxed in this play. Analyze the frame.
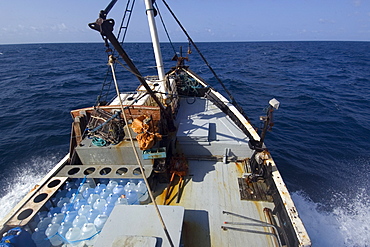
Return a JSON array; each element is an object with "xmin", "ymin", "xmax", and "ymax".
[
  {"xmin": 108, "ymin": 56, "xmax": 175, "ymax": 247},
  {"xmin": 54, "ymin": 229, "xmax": 102, "ymax": 245},
  {"xmin": 154, "ymin": 2, "xmax": 177, "ymax": 56},
  {"xmin": 115, "ymin": 59, "xmax": 147, "ymax": 80},
  {"xmin": 160, "ymin": 0, "xmax": 248, "ymax": 117},
  {"xmin": 91, "ymin": 137, "xmax": 107, "ymax": 147},
  {"xmin": 160, "ymin": 0, "xmax": 232, "ymax": 98}
]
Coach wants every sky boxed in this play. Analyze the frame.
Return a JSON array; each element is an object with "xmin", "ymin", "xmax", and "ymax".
[{"xmin": 0, "ymin": 0, "xmax": 369, "ymax": 44}]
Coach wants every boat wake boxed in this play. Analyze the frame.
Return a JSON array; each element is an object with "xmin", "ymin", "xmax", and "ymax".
[
  {"xmin": 292, "ymin": 190, "xmax": 370, "ymax": 247},
  {"xmin": 0, "ymin": 157, "xmax": 57, "ymax": 220}
]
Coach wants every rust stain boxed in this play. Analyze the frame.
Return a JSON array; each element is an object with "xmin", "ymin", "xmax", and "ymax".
[
  {"xmin": 30, "ymin": 184, "xmax": 39, "ymax": 192},
  {"xmin": 234, "ymin": 162, "xmax": 245, "ymax": 176},
  {"xmin": 148, "ymin": 154, "xmax": 164, "ymax": 159}
]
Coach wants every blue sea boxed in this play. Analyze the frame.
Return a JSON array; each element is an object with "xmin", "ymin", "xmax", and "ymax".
[{"xmin": 0, "ymin": 42, "xmax": 369, "ymax": 246}]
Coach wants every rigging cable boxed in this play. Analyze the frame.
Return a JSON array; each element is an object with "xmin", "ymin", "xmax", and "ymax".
[
  {"xmin": 161, "ymin": 0, "xmax": 246, "ymax": 115},
  {"xmin": 108, "ymin": 55, "xmax": 175, "ymax": 247},
  {"xmin": 154, "ymin": 2, "xmax": 177, "ymax": 56}
]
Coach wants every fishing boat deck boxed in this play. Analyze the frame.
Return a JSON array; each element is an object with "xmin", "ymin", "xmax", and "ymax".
[
  {"xmin": 0, "ymin": 0, "xmax": 311, "ymax": 245},
  {"xmin": 153, "ymin": 96, "xmax": 278, "ymax": 246},
  {"xmin": 158, "ymin": 160, "xmax": 277, "ymax": 246},
  {"xmin": 175, "ymin": 97, "xmax": 253, "ymax": 159}
]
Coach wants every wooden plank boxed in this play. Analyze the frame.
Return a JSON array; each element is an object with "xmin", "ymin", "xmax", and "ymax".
[
  {"xmin": 238, "ymin": 178, "xmax": 273, "ymax": 202},
  {"xmin": 73, "ymin": 117, "xmax": 82, "ymax": 144},
  {"xmin": 71, "ymin": 105, "xmax": 161, "ymax": 120}
]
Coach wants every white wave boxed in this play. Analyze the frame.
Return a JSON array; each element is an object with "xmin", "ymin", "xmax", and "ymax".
[
  {"xmin": 0, "ymin": 157, "xmax": 57, "ymax": 220},
  {"xmin": 292, "ymin": 190, "xmax": 370, "ymax": 247}
]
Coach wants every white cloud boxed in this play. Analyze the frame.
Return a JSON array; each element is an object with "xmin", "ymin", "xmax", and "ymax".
[
  {"xmin": 319, "ymin": 19, "xmax": 335, "ymax": 24},
  {"xmin": 353, "ymin": 0, "xmax": 362, "ymax": 7},
  {"xmin": 58, "ymin": 23, "xmax": 67, "ymax": 31}
]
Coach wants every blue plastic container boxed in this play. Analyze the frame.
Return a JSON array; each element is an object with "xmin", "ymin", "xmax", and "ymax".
[{"xmin": 0, "ymin": 227, "xmax": 36, "ymax": 247}]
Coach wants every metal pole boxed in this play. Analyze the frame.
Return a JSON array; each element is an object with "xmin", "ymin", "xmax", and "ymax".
[{"xmin": 144, "ymin": 0, "xmax": 168, "ymax": 96}]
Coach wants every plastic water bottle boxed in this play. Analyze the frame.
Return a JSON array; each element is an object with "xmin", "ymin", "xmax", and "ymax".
[
  {"xmin": 94, "ymin": 183, "xmax": 106, "ymax": 194},
  {"xmin": 136, "ymin": 181, "xmax": 149, "ymax": 202},
  {"xmin": 61, "ymin": 202, "xmax": 73, "ymax": 214},
  {"xmin": 73, "ymin": 198, "xmax": 87, "ymax": 211},
  {"xmin": 85, "ymin": 178, "xmax": 96, "ymax": 188},
  {"xmin": 102, "ymin": 203, "xmax": 114, "ymax": 216},
  {"xmin": 29, "ymin": 211, "xmax": 46, "ymax": 229},
  {"xmin": 45, "ymin": 223, "xmax": 63, "ymax": 246},
  {"xmin": 93, "ymin": 214, "xmax": 108, "ymax": 231},
  {"xmin": 124, "ymin": 182, "xmax": 136, "ymax": 194},
  {"xmin": 80, "ymin": 223, "xmax": 98, "ymax": 246},
  {"xmin": 106, "ymin": 180, "xmax": 118, "ymax": 191},
  {"xmin": 82, "ymin": 188, "xmax": 95, "ymax": 199},
  {"xmin": 37, "ymin": 217, "xmax": 52, "ymax": 231},
  {"xmin": 118, "ymin": 179, "xmax": 129, "ymax": 185},
  {"xmin": 64, "ymin": 211, "xmax": 78, "ymax": 223},
  {"xmin": 65, "ymin": 227, "xmax": 81, "ymax": 246},
  {"xmin": 32, "ymin": 227, "xmax": 51, "ymax": 247},
  {"xmin": 99, "ymin": 188, "xmax": 112, "ymax": 199},
  {"xmin": 72, "ymin": 215, "xmax": 88, "ymax": 229},
  {"xmin": 66, "ymin": 188, "xmax": 78, "ymax": 198},
  {"xmin": 51, "ymin": 213, "xmax": 65, "ymax": 225},
  {"xmin": 87, "ymin": 194, "xmax": 100, "ymax": 206},
  {"xmin": 93, "ymin": 199, "xmax": 107, "ymax": 212},
  {"xmin": 33, "ymin": 212, "xmax": 46, "ymax": 230},
  {"xmin": 112, "ymin": 185, "xmax": 125, "ymax": 196},
  {"xmin": 58, "ymin": 221, "xmax": 73, "ymax": 240},
  {"xmin": 78, "ymin": 183, "xmax": 90, "ymax": 194},
  {"xmin": 75, "ymin": 178, "xmax": 84, "ymax": 186},
  {"xmin": 44, "ymin": 200, "xmax": 52, "ymax": 210},
  {"xmin": 35, "ymin": 211, "xmax": 48, "ymax": 222},
  {"xmin": 87, "ymin": 209, "xmax": 100, "ymax": 223},
  {"xmin": 69, "ymin": 193, "xmax": 83, "ymax": 203},
  {"xmin": 57, "ymin": 197, "xmax": 71, "ymax": 208},
  {"xmin": 106, "ymin": 194, "xmax": 119, "ymax": 205},
  {"xmin": 115, "ymin": 197, "xmax": 128, "ymax": 205},
  {"xmin": 47, "ymin": 207, "xmax": 61, "ymax": 218},
  {"xmin": 54, "ymin": 189, "xmax": 67, "ymax": 201},
  {"xmin": 99, "ymin": 178, "xmax": 109, "ymax": 185},
  {"xmin": 126, "ymin": 190, "xmax": 139, "ymax": 205},
  {"xmin": 64, "ymin": 181, "xmax": 77, "ymax": 190},
  {"xmin": 78, "ymin": 204, "xmax": 92, "ymax": 216}
]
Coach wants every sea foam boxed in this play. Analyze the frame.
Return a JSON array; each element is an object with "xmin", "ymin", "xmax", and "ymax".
[
  {"xmin": 0, "ymin": 157, "xmax": 56, "ymax": 220},
  {"xmin": 292, "ymin": 190, "xmax": 370, "ymax": 247}
]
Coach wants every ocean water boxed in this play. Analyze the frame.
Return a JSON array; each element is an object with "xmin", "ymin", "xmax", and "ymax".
[{"xmin": 0, "ymin": 42, "xmax": 369, "ymax": 246}]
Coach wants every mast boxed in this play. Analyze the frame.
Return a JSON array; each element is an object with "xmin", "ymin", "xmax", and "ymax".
[{"xmin": 144, "ymin": 0, "xmax": 168, "ymax": 97}]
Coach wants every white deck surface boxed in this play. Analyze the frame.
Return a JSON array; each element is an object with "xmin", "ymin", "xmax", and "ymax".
[
  {"xmin": 159, "ymin": 159, "xmax": 277, "ymax": 247},
  {"xmin": 156, "ymin": 96, "xmax": 278, "ymax": 246},
  {"xmin": 96, "ymin": 205, "xmax": 184, "ymax": 247},
  {"xmin": 176, "ymin": 97, "xmax": 253, "ymax": 159}
]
